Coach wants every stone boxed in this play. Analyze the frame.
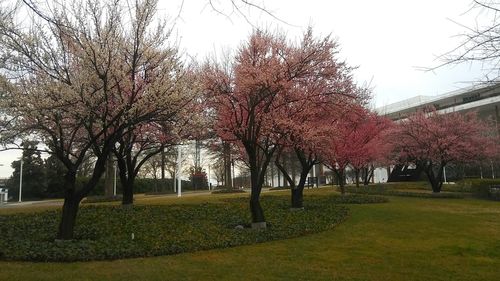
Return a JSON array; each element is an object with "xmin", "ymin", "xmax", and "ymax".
[{"xmin": 251, "ymin": 221, "xmax": 267, "ymax": 229}]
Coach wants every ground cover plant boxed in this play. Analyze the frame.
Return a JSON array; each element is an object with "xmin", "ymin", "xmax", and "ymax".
[{"xmin": 0, "ymin": 193, "xmax": 388, "ymax": 262}]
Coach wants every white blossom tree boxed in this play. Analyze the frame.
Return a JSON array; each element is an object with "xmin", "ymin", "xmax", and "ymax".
[{"xmin": 0, "ymin": 0, "xmax": 199, "ymax": 239}]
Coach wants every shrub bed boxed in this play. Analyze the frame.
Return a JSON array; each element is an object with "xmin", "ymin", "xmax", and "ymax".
[
  {"xmin": 0, "ymin": 195, "xmax": 348, "ymax": 262},
  {"xmin": 343, "ymin": 186, "xmax": 463, "ymax": 199}
]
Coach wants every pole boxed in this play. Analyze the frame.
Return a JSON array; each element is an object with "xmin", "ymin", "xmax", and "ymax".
[
  {"xmin": 113, "ymin": 160, "xmax": 117, "ymax": 196},
  {"xmin": 208, "ymin": 165, "xmax": 211, "ymax": 191},
  {"xmin": 492, "ymin": 160, "xmax": 495, "ymax": 179},
  {"xmin": 177, "ymin": 145, "xmax": 182, "ymax": 197},
  {"xmin": 443, "ymin": 166, "xmax": 447, "ymax": 184},
  {"xmin": 312, "ymin": 164, "xmax": 316, "ymax": 187},
  {"xmin": 232, "ymin": 160, "xmax": 235, "ymax": 189},
  {"xmin": 18, "ymin": 158, "xmax": 23, "ymax": 203}
]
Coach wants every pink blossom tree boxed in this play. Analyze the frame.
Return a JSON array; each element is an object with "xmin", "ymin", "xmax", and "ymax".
[
  {"xmin": 391, "ymin": 108, "xmax": 495, "ymax": 193},
  {"xmin": 273, "ymin": 66, "xmax": 364, "ymax": 208},
  {"xmin": 322, "ymin": 107, "xmax": 365, "ymax": 194},
  {"xmin": 346, "ymin": 110, "xmax": 393, "ymax": 187},
  {"xmin": 204, "ymin": 28, "xmax": 348, "ymax": 227}
]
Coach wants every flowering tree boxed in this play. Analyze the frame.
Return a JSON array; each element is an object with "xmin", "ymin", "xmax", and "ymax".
[
  {"xmin": 346, "ymin": 110, "xmax": 393, "ymax": 187},
  {"xmin": 0, "ymin": 0, "xmax": 197, "ymax": 239},
  {"xmin": 204, "ymin": 29, "xmax": 347, "ymax": 227},
  {"xmin": 391, "ymin": 108, "xmax": 495, "ymax": 193},
  {"xmin": 273, "ymin": 75, "xmax": 364, "ymax": 208},
  {"xmin": 321, "ymin": 109, "xmax": 357, "ymax": 193}
]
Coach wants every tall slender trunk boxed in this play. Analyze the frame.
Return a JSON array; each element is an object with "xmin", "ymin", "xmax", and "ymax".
[
  {"xmin": 333, "ymin": 168, "xmax": 346, "ymax": 194},
  {"xmin": 104, "ymin": 156, "xmax": 114, "ymax": 197},
  {"xmin": 246, "ymin": 144, "xmax": 274, "ymax": 227},
  {"xmin": 362, "ymin": 165, "xmax": 374, "ymax": 185},
  {"xmin": 223, "ymin": 142, "xmax": 232, "ymax": 188},
  {"xmin": 354, "ymin": 168, "xmax": 360, "ymax": 188},
  {"xmin": 250, "ymin": 170, "xmax": 265, "ymax": 223},
  {"xmin": 161, "ymin": 144, "xmax": 166, "ymax": 191}
]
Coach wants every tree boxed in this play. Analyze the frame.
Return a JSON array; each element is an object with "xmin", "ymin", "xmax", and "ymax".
[
  {"xmin": 8, "ymin": 141, "xmax": 45, "ymax": 200},
  {"xmin": 438, "ymin": 1, "xmax": 500, "ymax": 79},
  {"xmin": 344, "ymin": 110, "xmax": 393, "ymax": 187},
  {"xmin": 204, "ymin": 28, "xmax": 353, "ymax": 226},
  {"xmin": 44, "ymin": 154, "xmax": 67, "ymax": 198},
  {"xmin": 321, "ymin": 106, "xmax": 361, "ymax": 193},
  {"xmin": 391, "ymin": 108, "xmax": 495, "ymax": 193},
  {"xmin": 0, "ymin": 0, "xmax": 196, "ymax": 239},
  {"xmin": 272, "ymin": 40, "xmax": 363, "ymax": 207}
]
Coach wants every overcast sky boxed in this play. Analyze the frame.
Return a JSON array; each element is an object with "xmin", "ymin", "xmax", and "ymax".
[{"xmin": 0, "ymin": 0, "xmax": 491, "ymax": 178}]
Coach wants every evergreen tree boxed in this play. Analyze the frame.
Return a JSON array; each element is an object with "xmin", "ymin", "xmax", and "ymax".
[{"xmin": 8, "ymin": 141, "xmax": 45, "ymax": 199}]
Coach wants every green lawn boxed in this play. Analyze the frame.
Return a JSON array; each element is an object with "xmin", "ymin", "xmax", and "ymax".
[{"xmin": 1, "ymin": 189, "xmax": 499, "ymax": 281}]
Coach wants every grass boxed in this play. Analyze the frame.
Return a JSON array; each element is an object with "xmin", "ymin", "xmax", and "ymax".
[{"xmin": 1, "ymin": 188, "xmax": 500, "ymax": 280}]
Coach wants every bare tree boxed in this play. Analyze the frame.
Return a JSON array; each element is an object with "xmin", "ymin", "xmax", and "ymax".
[{"xmin": 437, "ymin": 1, "xmax": 500, "ymax": 80}]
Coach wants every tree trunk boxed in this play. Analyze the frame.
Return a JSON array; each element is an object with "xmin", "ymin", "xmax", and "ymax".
[
  {"xmin": 223, "ymin": 142, "xmax": 232, "ymax": 188},
  {"xmin": 116, "ymin": 155, "xmax": 134, "ymax": 206},
  {"xmin": 122, "ymin": 179, "xmax": 134, "ymax": 206},
  {"xmin": 423, "ymin": 162, "xmax": 443, "ymax": 193},
  {"xmin": 363, "ymin": 165, "xmax": 374, "ymax": 185},
  {"xmin": 354, "ymin": 168, "xmax": 360, "ymax": 188},
  {"xmin": 247, "ymin": 149, "xmax": 271, "ymax": 227},
  {"xmin": 57, "ymin": 172, "xmax": 80, "ymax": 240},
  {"xmin": 250, "ymin": 188, "xmax": 265, "ymax": 223},
  {"xmin": 104, "ymin": 156, "xmax": 114, "ymax": 197},
  {"xmin": 336, "ymin": 169, "xmax": 346, "ymax": 195},
  {"xmin": 57, "ymin": 194, "xmax": 80, "ymax": 240},
  {"xmin": 291, "ymin": 186, "xmax": 304, "ymax": 208},
  {"xmin": 161, "ymin": 144, "xmax": 166, "ymax": 191}
]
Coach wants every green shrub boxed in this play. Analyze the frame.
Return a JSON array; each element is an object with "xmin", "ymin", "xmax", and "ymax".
[
  {"xmin": 453, "ymin": 179, "xmax": 500, "ymax": 199},
  {"xmin": 343, "ymin": 186, "xmax": 463, "ymax": 199},
  {"xmin": 0, "ymin": 195, "xmax": 349, "ymax": 262}
]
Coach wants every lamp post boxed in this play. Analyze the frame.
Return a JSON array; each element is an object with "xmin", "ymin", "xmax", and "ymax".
[
  {"xmin": 231, "ymin": 159, "xmax": 235, "ymax": 189},
  {"xmin": 113, "ymin": 161, "xmax": 117, "ymax": 196},
  {"xmin": 176, "ymin": 145, "xmax": 182, "ymax": 197},
  {"xmin": 18, "ymin": 158, "xmax": 23, "ymax": 203},
  {"xmin": 443, "ymin": 166, "xmax": 447, "ymax": 184}
]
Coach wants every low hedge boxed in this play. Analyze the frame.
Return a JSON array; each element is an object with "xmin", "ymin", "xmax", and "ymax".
[
  {"xmin": 269, "ymin": 186, "xmax": 291, "ymax": 191},
  {"xmin": 452, "ymin": 179, "xmax": 500, "ymax": 200},
  {"xmin": 328, "ymin": 194, "xmax": 389, "ymax": 204},
  {"xmin": 343, "ymin": 186, "xmax": 463, "ymax": 199},
  {"xmin": 82, "ymin": 195, "xmax": 123, "ymax": 204},
  {"xmin": 211, "ymin": 189, "xmax": 246, "ymax": 194},
  {"xmin": 0, "ymin": 195, "xmax": 349, "ymax": 262}
]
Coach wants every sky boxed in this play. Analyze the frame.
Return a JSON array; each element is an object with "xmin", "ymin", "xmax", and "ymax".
[{"xmin": 0, "ymin": 0, "xmax": 492, "ymax": 178}]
